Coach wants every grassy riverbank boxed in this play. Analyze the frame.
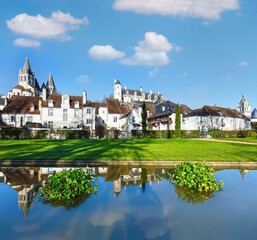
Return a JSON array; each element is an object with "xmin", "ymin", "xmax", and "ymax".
[{"xmin": 0, "ymin": 138, "xmax": 257, "ymax": 162}]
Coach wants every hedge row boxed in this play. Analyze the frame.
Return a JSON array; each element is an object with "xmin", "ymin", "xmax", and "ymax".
[
  {"xmin": 0, "ymin": 128, "xmax": 49, "ymax": 139},
  {"xmin": 209, "ymin": 130, "xmax": 257, "ymax": 138},
  {"xmin": 56, "ymin": 130, "xmax": 90, "ymax": 139},
  {"xmin": 131, "ymin": 130, "xmax": 201, "ymax": 138}
]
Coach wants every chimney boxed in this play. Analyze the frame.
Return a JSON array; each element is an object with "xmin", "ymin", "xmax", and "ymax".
[
  {"xmin": 149, "ymin": 90, "xmax": 152, "ymax": 95},
  {"xmin": 114, "ymin": 79, "xmax": 116, "ymax": 84},
  {"xmin": 157, "ymin": 91, "xmax": 159, "ymax": 96},
  {"xmin": 39, "ymin": 100, "xmax": 42, "ymax": 111},
  {"xmin": 83, "ymin": 90, "xmax": 87, "ymax": 105},
  {"xmin": 140, "ymin": 87, "xmax": 142, "ymax": 93},
  {"xmin": 125, "ymin": 86, "xmax": 127, "ymax": 90},
  {"xmin": 42, "ymin": 87, "xmax": 47, "ymax": 101},
  {"xmin": 4, "ymin": 97, "xmax": 7, "ymax": 106}
]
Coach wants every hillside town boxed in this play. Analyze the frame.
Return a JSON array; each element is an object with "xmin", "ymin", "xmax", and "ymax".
[{"xmin": 0, "ymin": 58, "xmax": 256, "ymax": 134}]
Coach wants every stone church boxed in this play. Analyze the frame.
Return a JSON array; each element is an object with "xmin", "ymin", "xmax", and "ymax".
[{"xmin": 8, "ymin": 57, "xmax": 57, "ymax": 99}]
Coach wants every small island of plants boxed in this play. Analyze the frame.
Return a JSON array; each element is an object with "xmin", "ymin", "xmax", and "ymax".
[
  {"xmin": 171, "ymin": 162, "xmax": 223, "ymax": 192},
  {"xmin": 38, "ymin": 168, "xmax": 98, "ymax": 209}
]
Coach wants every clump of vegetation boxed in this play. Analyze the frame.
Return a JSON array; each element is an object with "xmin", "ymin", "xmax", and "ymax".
[
  {"xmin": 171, "ymin": 162, "xmax": 223, "ymax": 192},
  {"xmin": 39, "ymin": 169, "xmax": 98, "ymax": 202}
]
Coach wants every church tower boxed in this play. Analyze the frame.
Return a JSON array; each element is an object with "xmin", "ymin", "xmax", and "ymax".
[
  {"xmin": 113, "ymin": 79, "xmax": 122, "ymax": 102},
  {"xmin": 237, "ymin": 94, "xmax": 251, "ymax": 118},
  {"xmin": 18, "ymin": 57, "xmax": 36, "ymax": 89},
  {"xmin": 46, "ymin": 72, "xmax": 57, "ymax": 94}
]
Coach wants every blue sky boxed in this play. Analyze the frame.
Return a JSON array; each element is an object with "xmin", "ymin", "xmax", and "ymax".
[{"xmin": 0, "ymin": 0, "xmax": 256, "ymax": 109}]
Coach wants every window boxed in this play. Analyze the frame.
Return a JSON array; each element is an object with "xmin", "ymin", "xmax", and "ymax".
[
  {"xmin": 63, "ymin": 109, "xmax": 68, "ymax": 122},
  {"xmin": 162, "ymin": 106, "xmax": 165, "ymax": 111},
  {"xmin": 74, "ymin": 101, "xmax": 79, "ymax": 108},
  {"xmin": 48, "ymin": 100, "xmax": 53, "ymax": 107},
  {"xmin": 132, "ymin": 116, "xmax": 135, "ymax": 123},
  {"xmin": 27, "ymin": 116, "xmax": 33, "ymax": 122},
  {"xmin": 30, "ymin": 105, "xmax": 35, "ymax": 112},
  {"xmin": 86, "ymin": 119, "xmax": 92, "ymax": 124},
  {"xmin": 113, "ymin": 117, "xmax": 117, "ymax": 122},
  {"xmin": 10, "ymin": 116, "xmax": 15, "ymax": 122},
  {"xmin": 63, "ymin": 98, "xmax": 68, "ymax": 104},
  {"xmin": 74, "ymin": 109, "xmax": 79, "ymax": 118},
  {"xmin": 48, "ymin": 109, "xmax": 53, "ymax": 116},
  {"xmin": 87, "ymin": 108, "xmax": 91, "ymax": 114},
  {"xmin": 21, "ymin": 76, "xmax": 23, "ymax": 81}
]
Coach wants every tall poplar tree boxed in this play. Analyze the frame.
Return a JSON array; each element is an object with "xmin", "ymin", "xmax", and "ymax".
[
  {"xmin": 141, "ymin": 101, "xmax": 147, "ymax": 137},
  {"xmin": 175, "ymin": 104, "xmax": 181, "ymax": 138}
]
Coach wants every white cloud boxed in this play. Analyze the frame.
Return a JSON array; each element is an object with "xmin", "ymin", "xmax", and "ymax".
[
  {"xmin": 88, "ymin": 45, "xmax": 125, "ymax": 60},
  {"xmin": 182, "ymin": 72, "xmax": 188, "ymax": 77},
  {"xmin": 13, "ymin": 38, "xmax": 41, "ymax": 48},
  {"xmin": 7, "ymin": 10, "xmax": 88, "ymax": 42},
  {"xmin": 238, "ymin": 61, "xmax": 248, "ymax": 66},
  {"xmin": 121, "ymin": 32, "xmax": 176, "ymax": 66},
  {"xmin": 113, "ymin": 0, "xmax": 239, "ymax": 20},
  {"xmin": 149, "ymin": 68, "xmax": 159, "ymax": 78},
  {"xmin": 75, "ymin": 75, "xmax": 90, "ymax": 83},
  {"xmin": 222, "ymin": 76, "xmax": 232, "ymax": 81},
  {"xmin": 89, "ymin": 211, "xmax": 125, "ymax": 227}
]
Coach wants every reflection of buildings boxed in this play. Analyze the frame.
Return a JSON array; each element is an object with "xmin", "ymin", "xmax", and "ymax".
[
  {"xmin": 239, "ymin": 169, "xmax": 250, "ymax": 180},
  {"xmin": 0, "ymin": 166, "xmax": 172, "ymax": 219},
  {"xmin": 1, "ymin": 168, "xmax": 43, "ymax": 220}
]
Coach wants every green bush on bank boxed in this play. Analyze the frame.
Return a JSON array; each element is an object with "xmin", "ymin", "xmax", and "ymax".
[
  {"xmin": 56, "ymin": 130, "xmax": 90, "ymax": 139},
  {"xmin": 209, "ymin": 130, "xmax": 257, "ymax": 138},
  {"xmin": 171, "ymin": 162, "xmax": 223, "ymax": 192},
  {"xmin": 0, "ymin": 128, "xmax": 49, "ymax": 139}
]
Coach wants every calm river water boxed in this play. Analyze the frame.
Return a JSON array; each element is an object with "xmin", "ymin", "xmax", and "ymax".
[{"xmin": 0, "ymin": 166, "xmax": 256, "ymax": 240}]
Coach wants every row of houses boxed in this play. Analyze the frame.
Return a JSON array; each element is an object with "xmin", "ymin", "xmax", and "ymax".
[{"xmin": 0, "ymin": 58, "xmax": 256, "ymax": 133}]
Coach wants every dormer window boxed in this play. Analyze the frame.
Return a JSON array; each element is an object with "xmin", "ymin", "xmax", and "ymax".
[
  {"xmin": 162, "ymin": 106, "xmax": 165, "ymax": 112},
  {"xmin": 48, "ymin": 100, "xmax": 54, "ymax": 107},
  {"xmin": 30, "ymin": 104, "xmax": 35, "ymax": 112},
  {"xmin": 63, "ymin": 98, "xmax": 68, "ymax": 104},
  {"xmin": 74, "ymin": 101, "xmax": 79, "ymax": 108}
]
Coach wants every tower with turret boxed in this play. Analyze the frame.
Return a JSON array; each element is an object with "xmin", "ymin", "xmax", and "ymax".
[
  {"xmin": 237, "ymin": 94, "xmax": 251, "ymax": 118},
  {"xmin": 113, "ymin": 79, "xmax": 122, "ymax": 102}
]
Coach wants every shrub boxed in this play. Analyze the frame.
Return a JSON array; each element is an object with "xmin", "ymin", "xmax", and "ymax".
[
  {"xmin": 56, "ymin": 130, "xmax": 90, "ymax": 139},
  {"xmin": 171, "ymin": 162, "xmax": 223, "ymax": 192},
  {"xmin": 39, "ymin": 169, "xmax": 98, "ymax": 201}
]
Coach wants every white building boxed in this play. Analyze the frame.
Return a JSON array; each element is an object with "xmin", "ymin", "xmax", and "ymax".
[
  {"xmin": 113, "ymin": 80, "xmax": 165, "ymax": 103},
  {"xmin": 183, "ymin": 105, "xmax": 251, "ymax": 131}
]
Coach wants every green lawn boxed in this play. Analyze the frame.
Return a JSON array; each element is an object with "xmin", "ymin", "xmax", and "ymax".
[
  {"xmin": 0, "ymin": 138, "xmax": 257, "ymax": 162},
  {"xmin": 216, "ymin": 137, "xmax": 257, "ymax": 143}
]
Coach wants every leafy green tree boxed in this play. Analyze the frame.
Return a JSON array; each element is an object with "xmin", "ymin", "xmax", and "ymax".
[
  {"xmin": 175, "ymin": 104, "xmax": 181, "ymax": 138},
  {"xmin": 141, "ymin": 101, "xmax": 147, "ymax": 137}
]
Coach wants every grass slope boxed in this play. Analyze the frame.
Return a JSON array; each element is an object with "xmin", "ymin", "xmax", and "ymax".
[{"xmin": 0, "ymin": 139, "xmax": 257, "ymax": 162}]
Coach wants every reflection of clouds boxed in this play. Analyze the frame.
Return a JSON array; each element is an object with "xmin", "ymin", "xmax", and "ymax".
[
  {"xmin": 239, "ymin": 206, "xmax": 248, "ymax": 211},
  {"xmin": 13, "ymin": 223, "xmax": 40, "ymax": 233},
  {"xmin": 89, "ymin": 211, "xmax": 125, "ymax": 227},
  {"xmin": 133, "ymin": 206, "xmax": 169, "ymax": 239}
]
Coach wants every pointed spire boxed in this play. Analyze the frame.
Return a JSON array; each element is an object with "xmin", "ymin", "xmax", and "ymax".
[
  {"xmin": 46, "ymin": 72, "xmax": 57, "ymax": 93},
  {"xmin": 41, "ymin": 83, "xmax": 46, "ymax": 90},
  {"xmin": 21, "ymin": 203, "xmax": 31, "ymax": 220},
  {"xmin": 23, "ymin": 57, "xmax": 31, "ymax": 73}
]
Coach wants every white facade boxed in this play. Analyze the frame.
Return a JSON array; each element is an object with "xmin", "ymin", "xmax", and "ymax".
[{"xmin": 1, "ymin": 113, "xmax": 41, "ymax": 128}]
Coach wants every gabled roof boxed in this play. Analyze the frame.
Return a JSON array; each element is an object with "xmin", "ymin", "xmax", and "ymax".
[
  {"xmin": 83, "ymin": 101, "xmax": 107, "ymax": 114},
  {"xmin": 1, "ymin": 96, "xmax": 41, "ymax": 114},
  {"xmin": 41, "ymin": 95, "xmax": 83, "ymax": 109},
  {"xmin": 187, "ymin": 105, "xmax": 249, "ymax": 120},
  {"xmin": 149, "ymin": 100, "xmax": 177, "ymax": 118},
  {"xmin": 180, "ymin": 104, "xmax": 192, "ymax": 116},
  {"xmin": 0, "ymin": 99, "xmax": 5, "ymax": 105},
  {"xmin": 106, "ymin": 98, "xmax": 130, "ymax": 114}
]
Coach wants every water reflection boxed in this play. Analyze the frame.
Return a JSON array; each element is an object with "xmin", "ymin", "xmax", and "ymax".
[{"xmin": 0, "ymin": 166, "xmax": 251, "ymax": 221}]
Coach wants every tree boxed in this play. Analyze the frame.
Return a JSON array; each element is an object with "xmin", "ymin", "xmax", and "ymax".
[
  {"xmin": 175, "ymin": 104, "xmax": 181, "ymax": 138},
  {"xmin": 141, "ymin": 101, "xmax": 147, "ymax": 137}
]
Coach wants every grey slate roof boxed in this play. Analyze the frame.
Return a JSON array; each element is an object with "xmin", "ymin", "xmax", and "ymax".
[
  {"xmin": 46, "ymin": 73, "xmax": 56, "ymax": 91},
  {"xmin": 252, "ymin": 108, "xmax": 257, "ymax": 119},
  {"xmin": 0, "ymin": 99, "xmax": 5, "ymax": 105},
  {"xmin": 122, "ymin": 88, "xmax": 162, "ymax": 100},
  {"xmin": 23, "ymin": 57, "xmax": 32, "ymax": 74},
  {"xmin": 115, "ymin": 80, "xmax": 121, "ymax": 85},
  {"xmin": 149, "ymin": 100, "xmax": 177, "ymax": 118}
]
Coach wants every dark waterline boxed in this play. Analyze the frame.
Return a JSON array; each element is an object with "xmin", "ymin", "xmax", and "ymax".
[{"xmin": 0, "ymin": 166, "xmax": 256, "ymax": 240}]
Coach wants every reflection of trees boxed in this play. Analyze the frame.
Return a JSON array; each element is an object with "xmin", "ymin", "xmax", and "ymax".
[
  {"xmin": 37, "ymin": 190, "xmax": 98, "ymax": 211},
  {"xmin": 141, "ymin": 168, "xmax": 147, "ymax": 193},
  {"xmin": 174, "ymin": 185, "xmax": 217, "ymax": 204}
]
